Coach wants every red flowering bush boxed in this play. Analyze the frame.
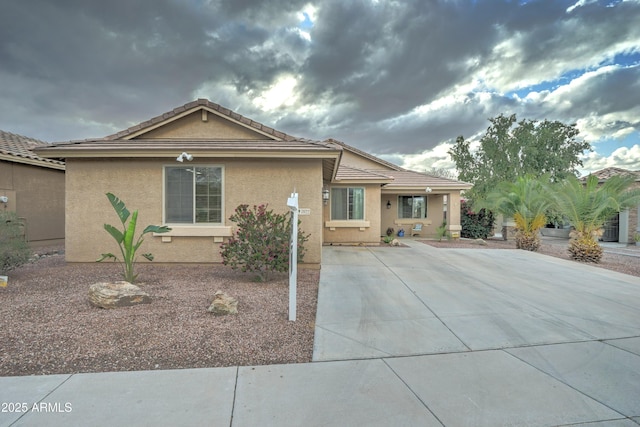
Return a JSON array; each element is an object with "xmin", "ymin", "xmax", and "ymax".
[
  {"xmin": 220, "ymin": 204, "xmax": 309, "ymax": 282},
  {"xmin": 461, "ymin": 200, "xmax": 495, "ymax": 239}
]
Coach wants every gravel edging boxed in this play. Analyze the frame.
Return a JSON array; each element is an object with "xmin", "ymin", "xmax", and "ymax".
[
  {"xmin": 0, "ymin": 255, "xmax": 318, "ymax": 377},
  {"xmin": 421, "ymin": 238, "xmax": 640, "ymax": 277}
]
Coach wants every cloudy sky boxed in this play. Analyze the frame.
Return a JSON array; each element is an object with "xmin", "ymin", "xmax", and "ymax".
[{"xmin": 1, "ymin": 0, "xmax": 639, "ymax": 176}]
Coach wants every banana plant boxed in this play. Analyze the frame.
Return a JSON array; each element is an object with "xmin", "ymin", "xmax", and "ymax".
[{"xmin": 97, "ymin": 193, "xmax": 171, "ymax": 283}]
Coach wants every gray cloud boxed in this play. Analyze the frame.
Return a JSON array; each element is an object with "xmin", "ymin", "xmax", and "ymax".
[{"xmin": 0, "ymin": 0, "xmax": 638, "ymax": 172}]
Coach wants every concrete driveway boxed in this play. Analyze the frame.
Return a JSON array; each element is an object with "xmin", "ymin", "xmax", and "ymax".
[{"xmin": 312, "ymin": 241, "xmax": 640, "ymax": 425}]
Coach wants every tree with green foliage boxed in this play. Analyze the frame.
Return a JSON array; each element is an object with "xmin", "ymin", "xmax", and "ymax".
[
  {"xmin": 220, "ymin": 204, "xmax": 309, "ymax": 282},
  {"xmin": 449, "ymin": 114, "xmax": 591, "ymax": 199},
  {"xmin": 0, "ymin": 212, "xmax": 31, "ymax": 274},
  {"xmin": 480, "ymin": 175, "xmax": 550, "ymax": 251},
  {"xmin": 550, "ymin": 174, "xmax": 640, "ymax": 263},
  {"xmin": 97, "ymin": 193, "xmax": 171, "ymax": 283}
]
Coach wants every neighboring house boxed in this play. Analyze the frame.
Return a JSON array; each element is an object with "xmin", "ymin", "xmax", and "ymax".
[
  {"xmin": 36, "ymin": 99, "xmax": 471, "ymax": 267},
  {"xmin": 0, "ymin": 130, "xmax": 65, "ymax": 247},
  {"xmin": 582, "ymin": 167, "xmax": 640, "ymax": 244}
]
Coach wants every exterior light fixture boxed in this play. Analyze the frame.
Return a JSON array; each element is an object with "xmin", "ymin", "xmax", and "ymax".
[
  {"xmin": 425, "ymin": 187, "xmax": 432, "ymax": 193},
  {"xmin": 322, "ymin": 187, "xmax": 330, "ymax": 205},
  {"xmin": 176, "ymin": 152, "xmax": 193, "ymax": 162},
  {"xmin": 386, "ymin": 200, "xmax": 391, "ymax": 209}
]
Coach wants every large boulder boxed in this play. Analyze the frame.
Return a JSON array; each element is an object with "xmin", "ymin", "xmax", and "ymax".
[
  {"xmin": 88, "ymin": 281, "xmax": 151, "ymax": 309},
  {"xmin": 208, "ymin": 291, "xmax": 238, "ymax": 315}
]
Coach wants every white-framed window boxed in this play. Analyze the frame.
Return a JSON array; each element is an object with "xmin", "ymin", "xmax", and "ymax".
[
  {"xmin": 164, "ymin": 165, "xmax": 223, "ymax": 224},
  {"xmin": 398, "ymin": 195, "xmax": 426, "ymax": 219},
  {"xmin": 331, "ymin": 187, "xmax": 364, "ymax": 220}
]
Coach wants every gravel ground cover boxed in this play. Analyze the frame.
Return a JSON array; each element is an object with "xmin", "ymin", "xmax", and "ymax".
[
  {"xmin": 421, "ymin": 238, "xmax": 640, "ymax": 278},
  {"xmin": 2, "ymin": 239, "xmax": 638, "ymax": 377},
  {"xmin": 0, "ymin": 248, "xmax": 318, "ymax": 376}
]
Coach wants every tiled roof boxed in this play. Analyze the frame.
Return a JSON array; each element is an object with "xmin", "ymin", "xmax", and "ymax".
[
  {"xmin": 105, "ymin": 99, "xmax": 299, "ymax": 141},
  {"xmin": 335, "ymin": 165, "xmax": 394, "ymax": 182},
  {"xmin": 0, "ymin": 130, "xmax": 65, "ymax": 169},
  {"xmin": 380, "ymin": 170, "xmax": 472, "ymax": 190},
  {"xmin": 582, "ymin": 167, "xmax": 640, "ymax": 182}
]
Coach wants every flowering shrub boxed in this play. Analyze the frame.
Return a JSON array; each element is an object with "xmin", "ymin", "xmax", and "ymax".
[
  {"xmin": 460, "ymin": 200, "xmax": 495, "ymax": 239},
  {"xmin": 220, "ymin": 204, "xmax": 309, "ymax": 282}
]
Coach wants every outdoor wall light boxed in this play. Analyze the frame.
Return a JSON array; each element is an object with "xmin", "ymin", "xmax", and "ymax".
[
  {"xmin": 176, "ymin": 152, "xmax": 194, "ymax": 162},
  {"xmin": 322, "ymin": 187, "xmax": 330, "ymax": 205},
  {"xmin": 425, "ymin": 187, "xmax": 432, "ymax": 193},
  {"xmin": 386, "ymin": 200, "xmax": 391, "ymax": 209}
]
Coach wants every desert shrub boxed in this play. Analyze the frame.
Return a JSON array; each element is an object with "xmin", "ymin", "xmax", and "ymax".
[
  {"xmin": 0, "ymin": 212, "xmax": 31, "ymax": 274},
  {"xmin": 220, "ymin": 204, "xmax": 309, "ymax": 282},
  {"xmin": 460, "ymin": 200, "xmax": 495, "ymax": 239}
]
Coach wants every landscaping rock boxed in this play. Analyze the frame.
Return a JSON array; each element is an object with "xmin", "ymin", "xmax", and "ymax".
[
  {"xmin": 391, "ymin": 239, "xmax": 401, "ymax": 247},
  {"xmin": 88, "ymin": 281, "xmax": 151, "ymax": 309},
  {"xmin": 208, "ymin": 291, "xmax": 238, "ymax": 315},
  {"xmin": 471, "ymin": 238, "xmax": 488, "ymax": 246}
]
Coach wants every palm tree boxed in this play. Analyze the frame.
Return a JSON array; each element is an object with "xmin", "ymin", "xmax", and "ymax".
[
  {"xmin": 480, "ymin": 175, "xmax": 550, "ymax": 251},
  {"xmin": 551, "ymin": 174, "xmax": 640, "ymax": 262}
]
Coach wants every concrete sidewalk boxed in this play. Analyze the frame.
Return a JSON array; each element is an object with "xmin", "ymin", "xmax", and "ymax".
[{"xmin": 2, "ymin": 243, "xmax": 640, "ymax": 426}]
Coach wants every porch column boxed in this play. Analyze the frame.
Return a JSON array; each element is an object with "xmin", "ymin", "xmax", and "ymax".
[
  {"xmin": 619, "ymin": 208, "xmax": 630, "ymax": 244},
  {"xmin": 447, "ymin": 191, "xmax": 462, "ymax": 239}
]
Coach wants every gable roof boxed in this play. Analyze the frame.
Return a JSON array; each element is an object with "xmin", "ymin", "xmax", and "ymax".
[
  {"xmin": 326, "ymin": 138, "xmax": 471, "ymax": 190},
  {"xmin": 0, "ymin": 130, "xmax": 65, "ymax": 170},
  {"xmin": 106, "ymin": 98, "xmax": 299, "ymax": 141},
  {"xmin": 324, "ymin": 138, "xmax": 404, "ymax": 171},
  {"xmin": 334, "ymin": 165, "xmax": 394, "ymax": 183},
  {"xmin": 34, "ymin": 99, "xmax": 341, "ymax": 180},
  {"xmin": 582, "ymin": 167, "xmax": 640, "ymax": 182}
]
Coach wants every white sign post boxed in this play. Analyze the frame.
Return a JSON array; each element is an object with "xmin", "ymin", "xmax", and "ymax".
[{"xmin": 286, "ymin": 191, "xmax": 299, "ymax": 321}]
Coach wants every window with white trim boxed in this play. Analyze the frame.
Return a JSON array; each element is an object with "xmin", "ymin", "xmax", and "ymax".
[
  {"xmin": 398, "ymin": 195, "xmax": 426, "ymax": 219},
  {"xmin": 165, "ymin": 166, "xmax": 223, "ymax": 224},
  {"xmin": 331, "ymin": 187, "xmax": 364, "ymax": 220}
]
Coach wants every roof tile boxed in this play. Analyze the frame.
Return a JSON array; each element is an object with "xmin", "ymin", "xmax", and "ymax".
[{"xmin": 0, "ymin": 130, "xmax": 65, "ymax": 168}]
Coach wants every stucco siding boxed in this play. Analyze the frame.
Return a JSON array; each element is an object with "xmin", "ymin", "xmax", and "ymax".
[
  {"xmin": 340, "ymin": 150, "xmax": 395, "ymax": 171},
  {"xmin": 322, "ymin": 184, "xmax": 381, "ymax": 244},
  {"xmin": 65, "ymin": 158, "xmax": 323, "ymax": 265},
  {"xmin": 0, "ymin": 160, "xmax": 65, "ymax": 245},
  {"xmin": 380, "ymin": 194, "xmax": 446, "ymax": 237},
  {"xmin": 136, "ymin": 111, "xmax": 267, "ymax": 140}
]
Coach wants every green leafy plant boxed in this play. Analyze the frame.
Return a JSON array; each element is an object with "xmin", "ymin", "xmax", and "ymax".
[
  {"xmin": 97, "ymin": 193, "xmax": 170, "ymax": 283},
  {"xmin": 382, "ymin": 235, "xmax": 394, "ymax": 244},
  {"xmin": 0, "ymin": 211, "xmax": 31, "ymax": 274},
  {"xmin": 220, "ymin": 204, "xmax": 309, "ymax": 282},
  {"xmin": 436, "ymin": 221, "xmax": 448, "ymax": 241}
]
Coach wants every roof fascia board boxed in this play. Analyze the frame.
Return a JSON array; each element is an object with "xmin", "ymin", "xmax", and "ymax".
[
  {"xmin": 381, "ymin": 185, "xmax": 471, "ymax": 192},
  {"xmin": 0, "ymin": 153, "xmax": 65, "ymax": 170},
  {"xmin": 34, "ymin": 150, "xmax": 341, "ymax": 160}
]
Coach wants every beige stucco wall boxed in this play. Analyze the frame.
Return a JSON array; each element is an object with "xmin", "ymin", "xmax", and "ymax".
[
  {"xmin": 138, "ymin": 111, "xmax": 266, "ymax": 140},
  {"xmin": 0, "ymin": 160, "xmax": 65, "ymax": 245},
  {"xmin": 380, "ymin": 194, "xmax": 446, "ymax": 238},
  {"xmin": 339, "ymin": 150, "xmax": 395, "ymax": 171},
  {"xmin": 322, "ymin": 184, "xmax": 381, "ymax": 244},
  {"xmin": 65, "ymin": 158, "xmax": 323, "ymax": 265}
]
